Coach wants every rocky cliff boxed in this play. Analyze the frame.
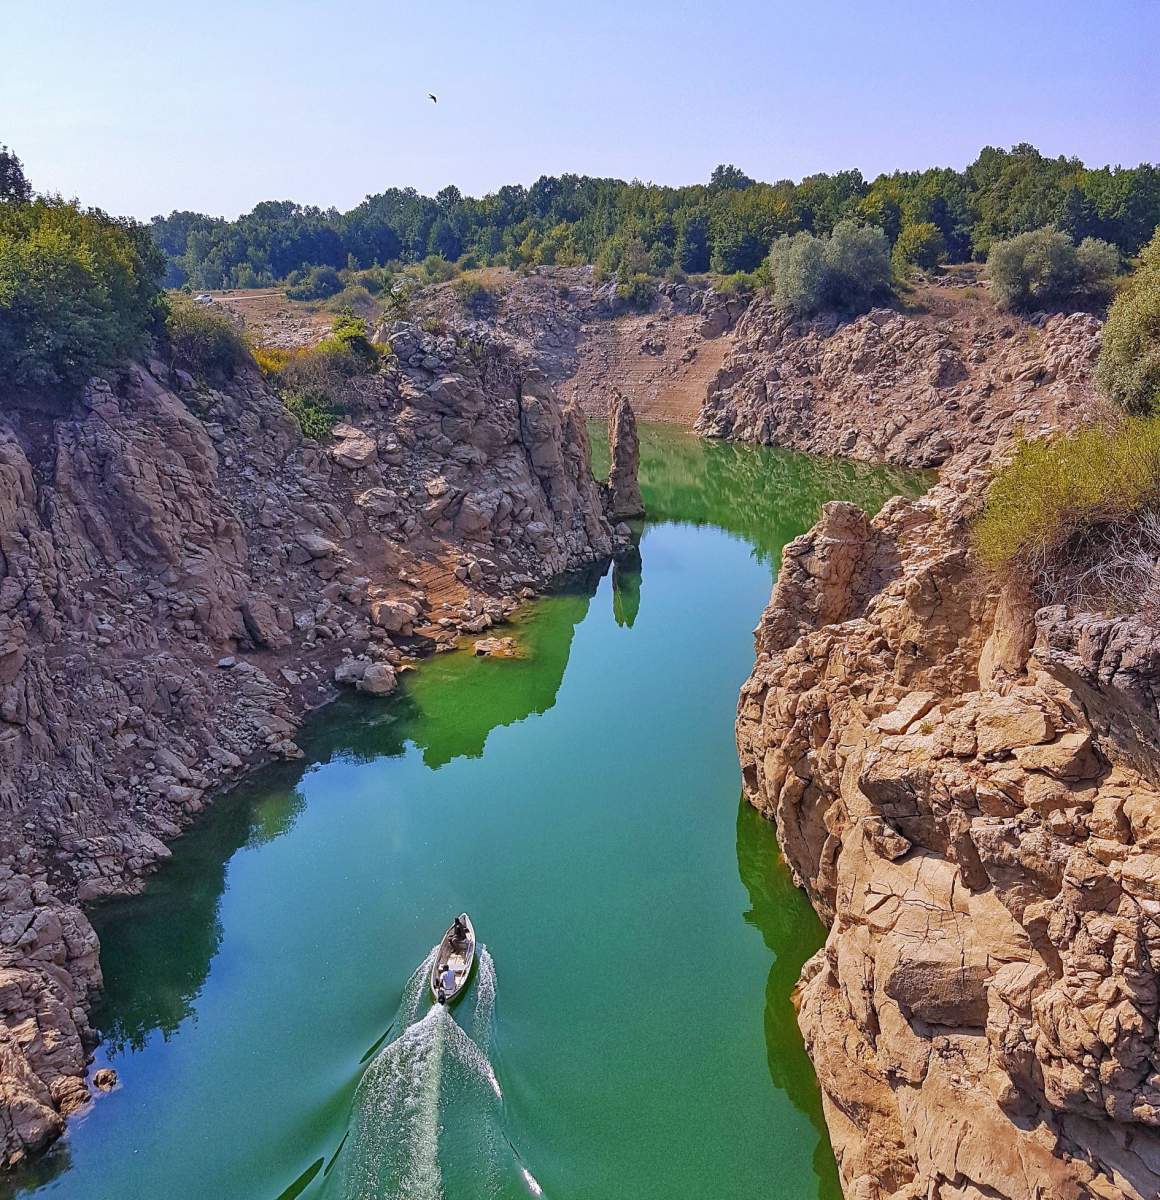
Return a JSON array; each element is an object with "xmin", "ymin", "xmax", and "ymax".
[
  {"xmin": 698, "ymin": 284, "xmax": 1102, "ymax": 468},
  {"xmin": 0, "ymin": 323, "xmax": 625, "ymax": 1164},
  {"xmin": 414, "ymin": 265, "xmax": 747, "ymax": 424},
  {"xmin": 737, "ymin": 455, "xmax": 1160, "ymax": 1191}
]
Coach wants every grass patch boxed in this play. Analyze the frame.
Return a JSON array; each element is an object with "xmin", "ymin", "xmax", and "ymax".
[
  {"xmin": 250, "ymin": 312, "xmax": 381, "ymax": 438},
  {"xmin": 974, "ymin": 418, "xmax": 1160, "ymax": 580},
  {"xmin": 166, "ymin": 294, "xmax": 250, "ymax": 379}
]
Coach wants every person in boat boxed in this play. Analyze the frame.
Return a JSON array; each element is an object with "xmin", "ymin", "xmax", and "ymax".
[
  {"xmin": 440, "ymin": 962, "xmax": 458, "ymax": 997},
  {"xmin": 450, "ymin": 916, "xmax": 468, "ymax": 950}
]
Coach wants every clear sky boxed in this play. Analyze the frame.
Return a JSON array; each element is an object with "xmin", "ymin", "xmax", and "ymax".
[{"xmin": 3, "ymin": 0, "xmax": 1157, "ymax": 220}]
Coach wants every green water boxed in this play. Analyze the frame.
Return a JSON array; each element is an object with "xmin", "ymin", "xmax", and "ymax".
[{"xmin": 9, "ymin": 426, "xmax": 925, "ymax": 1200}]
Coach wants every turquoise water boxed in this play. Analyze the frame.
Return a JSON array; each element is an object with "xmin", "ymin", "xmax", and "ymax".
[{"xmin": 7, "ymin": 426, "xmax": 924, "ymax": 1200}]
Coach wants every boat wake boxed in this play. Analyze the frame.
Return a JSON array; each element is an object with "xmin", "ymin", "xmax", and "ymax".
[{"xmin": 320, "ymin": 946, "xmax": 541, "ymax": 1200}]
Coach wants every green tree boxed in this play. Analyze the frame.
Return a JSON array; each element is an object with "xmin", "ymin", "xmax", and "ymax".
[
  {"xmin": 988, "ymin": 226, "xmax": 1119, "ymax": 311},
  {"xmin": 0, "ymin": 144, "xmax": 32, "ymax": 205},
  {"xmin": 1096, "ymin": 226, "xmax": 1160, "ymax": 414},
  {"xmin": 892, "ymin": 221, "xmax": 945, "ymax": 272},
  {"xmin": 0, "ymin": 198, "xmax": 164, "ymax": 390}
]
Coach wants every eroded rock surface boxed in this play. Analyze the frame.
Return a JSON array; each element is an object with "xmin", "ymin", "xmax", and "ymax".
[
  {"xmin": 602, "ymin": 392, "xmax": 644, "ymax": 521},
  {"xmin": 0, "ymin": 325, "xmax": 619, "ymax": 1164},
  {"xmin": 738, "ymin": 474, "xmax": 1160, "ymax": 1200},
  {"xmin": 698, "ymin": 292, "xmax": 1102, "ymax": 467}
]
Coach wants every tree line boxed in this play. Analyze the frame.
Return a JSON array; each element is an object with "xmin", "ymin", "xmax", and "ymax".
[{"xmin": 151, "ymin": 144, "xmax": 1160, "ymax": 290}]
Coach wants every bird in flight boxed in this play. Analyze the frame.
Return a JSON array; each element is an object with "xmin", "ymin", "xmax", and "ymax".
[{"xmin": 428, "ymin": 93, "xmax": 437, "ymax": 103}]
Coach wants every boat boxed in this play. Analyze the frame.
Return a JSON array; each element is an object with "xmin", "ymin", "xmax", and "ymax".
[{"xmin": 430, "ymin": 912, "xmax": 476, "ymax": 1004}]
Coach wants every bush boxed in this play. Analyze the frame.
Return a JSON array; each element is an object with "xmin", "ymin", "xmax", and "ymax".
[
  {"xmin": 165, "ymin": 294, "xmax": 250, "ymax": 378},
  {"xmin": 614, "ymin": 272, "xmax": 657, "ymax": 311},
  {"xmin": 987, "ymin": 226, "xmax": 1119, "ymax": 311},
  {"xmin": 0, "ymin": 198, "xmax": 164, "ymax": 390},
  {"xmin": 252, "ymin": 312, "xmax": 379, "ymax": 432},
  {"xmin": 285, "ymin": 264, "xmax": 342, "ymax": 301},
  {"xmin": 892, "ymin": 222, "xmax": 945, "ymax": 273},
  {"xmin": 418, "ymin": 255, "xmax": 458, "ymax": 284},
  {"xmin": 281, "ymin": 387, "xmax": 340, "ymax": 440},
  {"xmin": 452, "ymin": 276, "xmax": 496, "ymax": 316},
  {"xmin": 325, "ymin": 283, "xmax": 378, "ymax": 317},
  {"xmin": 974, "ymin": 418, "xmax": 1160, "ymax": 578},
  {"xmin": 1096, "ymin": 227, "xmax": 1160, "ymax": 414},
  {"xmin": 768, "ymin": 220, "xmax": 892, "ymax": 316}
]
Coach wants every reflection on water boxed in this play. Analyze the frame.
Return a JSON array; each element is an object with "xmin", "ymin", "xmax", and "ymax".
[
  {"xmin": 6, "ymin": 424, "xmax": 927, "ymax": 1200},
  {"xmin": 611, "ymin": 548, "xmax": 642, "ymax": 629},
  {"xmin": 591, "ymin": 422, "xmax": 929, "ymax": 565},
  {"xmin": 736, "ymin": 798, "xmax": 843, "ymax": 1200}
]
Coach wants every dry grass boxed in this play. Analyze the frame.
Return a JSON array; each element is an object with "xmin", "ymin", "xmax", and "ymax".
[{"xmin": 974, "ymin": 417, "xmax": 1160, "ymax": 616}]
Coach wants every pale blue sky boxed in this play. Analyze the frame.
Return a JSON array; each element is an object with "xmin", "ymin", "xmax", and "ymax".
[{"xmin": 3, "ymin": 0, "xmax": 1157, "ymax": 220}]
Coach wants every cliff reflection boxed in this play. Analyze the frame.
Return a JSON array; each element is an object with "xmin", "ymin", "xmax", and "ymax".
[
  {"xmin": 592, "ymin": 422, "xmax": 929, "ymax": 566},
  {"xmin": 735, "ymin": 796, "xmax": 843, "ymax": 1200}
]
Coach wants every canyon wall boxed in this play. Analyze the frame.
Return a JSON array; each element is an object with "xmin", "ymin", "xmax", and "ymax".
[
  {"xmin": 733, "ymin": 295, "xmax": 1160, "ymax": 1198},
  {"xmin": 698, "ymin": 285, "xmax": 1102, "ymax": 468},
  {"xmin": 416, "ymin": 265, "xmax": 746, "ymax": 424},
  {"xmin": 0, "ymin": 325, "xmax": 624, "ymax": 1164}
]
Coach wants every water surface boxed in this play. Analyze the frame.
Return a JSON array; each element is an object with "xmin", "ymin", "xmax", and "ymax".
[{"xmin": 9, "ymin": 426, "xmax": 924, "ymax": 1200}]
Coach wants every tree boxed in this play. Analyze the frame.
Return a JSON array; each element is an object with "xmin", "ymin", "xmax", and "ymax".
[
  {"xmin": 675, "ymin": 212, "xmax": 710, "ymax": 273},
  {"xmin": 892, "ymin": 222, "xmax": 945, "ymax": 272},
  {"xmin": 0, "ymin": 145, "xmax": 32, "ymax": 204},
  {"xmin": 769, "ymin": 221, "xmax": 891, "ymax": 316},
  {"xmin": 988, "ymin": 226, "xmax": 1119, "ymax": 311},
  {"xmin": 0, "ymin": 199, "xmax": 164, "ymax": 390},
  {"xmin": 709, "ymin": 164, "xmax": 754, "ymax": 192},
  {"xmin": 1096, "ymin": 226, "xmax": 1160, "ymax": 414}
]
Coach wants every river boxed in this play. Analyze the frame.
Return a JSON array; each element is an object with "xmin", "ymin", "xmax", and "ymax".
[{"xmin": 8, "ymin": 425, "xmax": 925, "ymax": 1200}]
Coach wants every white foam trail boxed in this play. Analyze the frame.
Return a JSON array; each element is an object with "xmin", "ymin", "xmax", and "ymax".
[
  {"xmin": 341, "ymin": 1003, "xmax": 448, "ymax": 1200},
  {"xmin": 521, "ymin": 1167, "xmax": 544, "ymax": 1196},
  {"xmin": 447, "ymin": 1018, "xmax": 502, "ymax": 1099}
]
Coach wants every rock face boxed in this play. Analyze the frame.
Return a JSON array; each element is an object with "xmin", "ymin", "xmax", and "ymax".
[
  {"xmin": 414, "ymin": 265, "xmax": 746, "ymax": 425},
  {"xmin": 0, "ymin": 323, "xmax": 619, "ymax": 1164},
  {"xmin": 602, "ymin": 392, "xmax": 644, "ymax": 521},
  {"xmin": 738, "ymin": 473, "xmax": 1160, "ymax": 1200},
  {"xmin": 697, "ymin": 291, "xmax": 1102, "ymax": 467}
]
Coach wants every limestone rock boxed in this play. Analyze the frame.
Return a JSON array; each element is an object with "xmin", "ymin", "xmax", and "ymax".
[
  {"xmin": 602, "ymin": 392, "xmax": 644, "ymax": 521},
  {"xmin": 737, "ymin": 470, "xmax": 1160, "ymax": 1200}
]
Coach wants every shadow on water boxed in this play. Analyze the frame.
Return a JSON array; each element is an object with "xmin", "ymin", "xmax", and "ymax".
[
  {"xmin": 90, "ymin": 775, "xmax": 308, "ymax": 1052},
  {"xmin": 735, "ymin": 797, "xmax": 844, "ymax": 1200},
  {"xmin": 81, "ymin": 564, "xmax": 604, "ymax": 1066},
  {"xmin": 591, "ymin": 422, "xmax": 930, "ymax": 566}
]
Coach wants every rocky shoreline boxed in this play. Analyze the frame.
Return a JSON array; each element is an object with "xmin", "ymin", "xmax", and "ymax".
[
  {"xmin": 0, "ymin": 323, "xmax": 634, "ymax": 1164},
  {"xmin": 725, "ymin": 297, "xmax": 1160, "ymax": 1197}
]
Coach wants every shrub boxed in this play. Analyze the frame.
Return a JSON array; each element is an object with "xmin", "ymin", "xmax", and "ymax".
[
  {"xmin": 974, "ymin": 418, "xmax": 1160, "ymax": 579},
  {"xmin": 285, "ymin": 264, "xmax": 342, "ymax": 301},
  {"xmin": 252, "ymin": 312, "xmax": 379, "ymax": 432},
  {"xmin": 1096, "ymin": 227, "xmax": 1160, "ymax": 415},
  {"xmin": 418, "ymin": 254, "xmax": 458, "ymax": 284},
  {"xmin": 893, "ymin": 222, "xmax": 945, "ymax": 273},
  {"xmin": 987, "ymin": 226, "xmax": 1119, "ymax": 311},
  {"xmin": 325, "ymin": 283, "xmax": 378, "ymax": 317},
  {"xmin": 452, "ymin": 276, "xmax": 496, "ymax": 316},
  {"xmin": 165, "ymin": 294, "xmax": 250, "ymax": 378},
  {"xmin": 0, "ymin": 198, "xmax": 164, "ymax": 390},
  {"xmin": 281, "ymin": 387, "xmax": 340, "ymax": 440},
  {"xmin": 768, "ymin": 220, "xmax": 892, "ymax": 316},
  {"xmin": 614, "ymin": 272, "xmax": 657, "ymax": 311}
]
